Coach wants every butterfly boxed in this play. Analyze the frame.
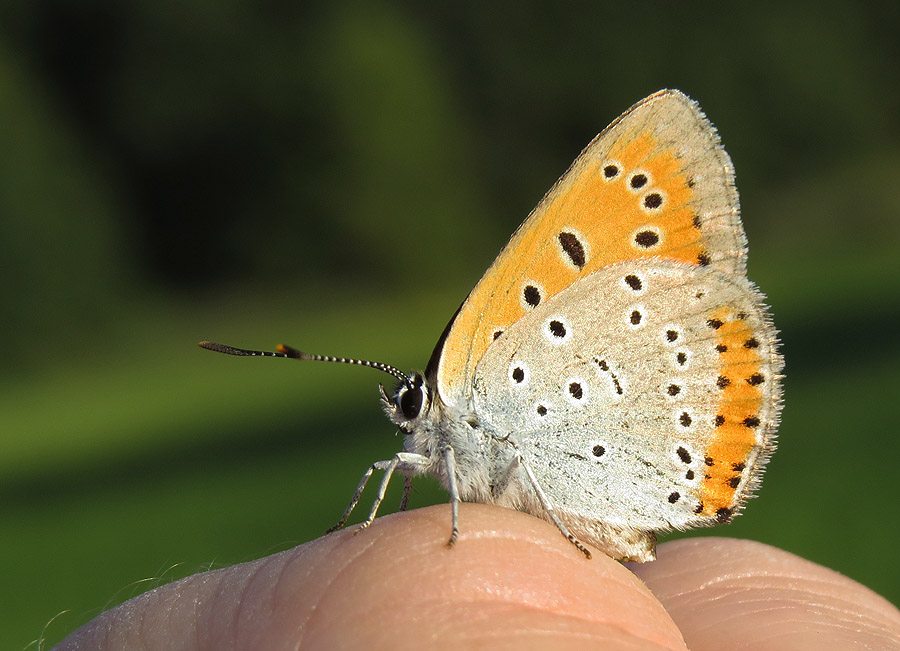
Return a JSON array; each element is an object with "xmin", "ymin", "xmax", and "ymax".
[{"xmin": 201, "ymin": 89, "xmax": 782, "ymax": 562}]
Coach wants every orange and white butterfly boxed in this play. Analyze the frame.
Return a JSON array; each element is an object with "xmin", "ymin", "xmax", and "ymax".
[{"xmin": 201, "ymin": 89, "xmax": 782, "ymax": 562}]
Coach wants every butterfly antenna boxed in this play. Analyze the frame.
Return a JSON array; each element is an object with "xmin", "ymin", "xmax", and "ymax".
[{"xmin": 198, "ymin": 341, "xmax": 412, "ymax": 386}]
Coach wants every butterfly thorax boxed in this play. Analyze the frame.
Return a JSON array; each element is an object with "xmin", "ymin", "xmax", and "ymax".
[{"xmin": 382, "ymin": 372, "xmax": 526, "ymax": 507}]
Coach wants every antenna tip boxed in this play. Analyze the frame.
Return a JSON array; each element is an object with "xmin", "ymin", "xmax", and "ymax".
[{"xmin": 199, "ymin": 341, "xmax": 253, "ymax": 356}]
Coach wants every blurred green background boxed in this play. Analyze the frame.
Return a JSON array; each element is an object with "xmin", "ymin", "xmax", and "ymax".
[{"xmin": 2, "ymin": 2, "xmax": 899, "ymax": 647}]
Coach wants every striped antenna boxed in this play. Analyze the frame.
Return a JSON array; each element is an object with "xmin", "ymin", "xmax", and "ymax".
[{"xmin": 198, "ymin": 341, "xmax": 412, "ymax": 386}]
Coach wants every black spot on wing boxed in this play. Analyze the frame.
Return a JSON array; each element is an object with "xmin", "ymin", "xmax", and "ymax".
[{"xmin": 558, "ymin": 232, "xmax": 586, "ymax": 268}]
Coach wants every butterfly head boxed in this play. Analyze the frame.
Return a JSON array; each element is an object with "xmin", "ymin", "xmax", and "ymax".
[{"xmin": 381, "ymin": 372, "xmax": 432, "ymax": 434}]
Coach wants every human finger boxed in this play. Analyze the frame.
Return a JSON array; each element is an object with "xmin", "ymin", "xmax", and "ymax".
[
  {"xmin": 630, "ymin": 537, "xmax": 900, "ymax": 651},
  {"xmin": 57, "ymin": 503, "xmax": 686, "ymax": 650}
]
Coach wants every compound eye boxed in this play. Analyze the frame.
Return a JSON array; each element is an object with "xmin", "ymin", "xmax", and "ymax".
[{"xmin": 398, "ymin": 385, "xmax": 424, "ymax": 420}]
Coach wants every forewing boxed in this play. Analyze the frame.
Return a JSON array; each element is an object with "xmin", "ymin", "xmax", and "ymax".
[{"xmin": 434, "ymin": 90, "xmax": 745, "ymax": 405}]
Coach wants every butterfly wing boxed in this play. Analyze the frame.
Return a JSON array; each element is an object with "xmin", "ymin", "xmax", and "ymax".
[
  {"xmin": 471, "ymin": 259, "xmax": 782, "ymax": 537},
  {"xmin": 432, "ymin": 89, "xmax": 747, "ymax": 406}
]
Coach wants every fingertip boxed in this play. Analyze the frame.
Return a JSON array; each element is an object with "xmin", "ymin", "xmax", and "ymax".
[{"xmin": 304, "ymin": 504, "xmax": 687, "ymax": 649}]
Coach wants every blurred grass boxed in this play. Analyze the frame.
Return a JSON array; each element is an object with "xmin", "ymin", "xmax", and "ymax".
[{"xmin": 2, "ymin": 2, "xmax": 900, "ymax": 648}]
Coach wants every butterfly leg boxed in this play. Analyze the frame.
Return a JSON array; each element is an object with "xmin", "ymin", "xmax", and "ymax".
[
  {"xmin": 326, "ymin": 461, "xmax": 382, "ymax": 533},
  {"xmin": 353, "ymin": 456, "xmax": 400, "ymax": 534},
  {"xmin": 519, "ymin": 455, "xmax": 592, "ymax": 559},
  {"xmin": 398, "ymin": 474, "xmax": 413, "ymax": 511},
  {"xmin": 327, "ymin": 453, "xmax": 427, "ymax": 534},
  {"xmin": 354, "ymin": 452, "xmax": 429, "ymax": 534},
  {"xmin": 490, "ymin": 454, "xmax": 519, "ymax": 501},
  {"xmin": 442, "ymin": 444, "xmax": 460, "ymax": 547}
]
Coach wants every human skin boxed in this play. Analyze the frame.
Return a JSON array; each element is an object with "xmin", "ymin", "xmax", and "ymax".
[{"xmin": 55, "ymin": 503, "xmax": 900, "ymax": 650}]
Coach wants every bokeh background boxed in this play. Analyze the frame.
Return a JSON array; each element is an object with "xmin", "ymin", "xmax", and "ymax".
[{"xmin": 3, "ymin": 2, "xmax": 899, "ymax": 647}]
